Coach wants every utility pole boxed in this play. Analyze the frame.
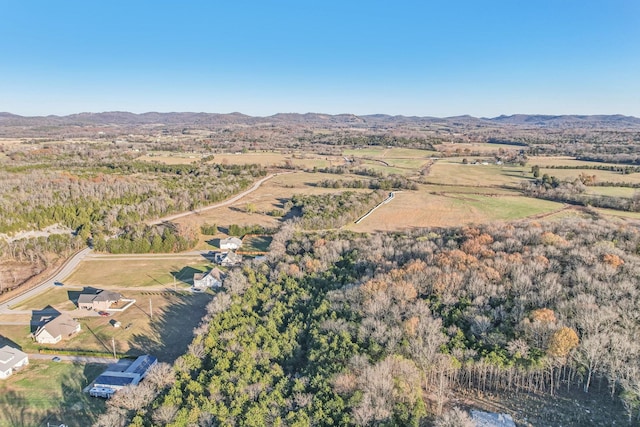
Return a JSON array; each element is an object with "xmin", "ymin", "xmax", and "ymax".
[
  {"xmin": 174, "ymin": 275, "xmax": 177, "ymax": 292},
  {"xmin": 112, "ymin": 337, "xmax": 116, "ymax": 361},
  {"xmin": 149, "ymin": 298, "xmax": 153, "ymax": 319}
]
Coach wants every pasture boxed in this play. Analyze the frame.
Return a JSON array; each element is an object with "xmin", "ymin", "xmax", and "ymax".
[
  {"xmin": 64, "ymin": 256, "xmax": 211, "ymax": 289},
  {"xmin": 348, "ymin": 190, "xmax": 563, "ymax": 232},
  {"xmin": 0, "ymin": 360, "xmax": 106, "ymax": 427}
]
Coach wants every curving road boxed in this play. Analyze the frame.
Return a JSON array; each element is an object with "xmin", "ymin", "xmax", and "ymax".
[
  {"xmin": 0, "ymin": 173, "xmax": 289, "ymax": 315},
  {"xmin": 0, "ymin": 247, "xmax": 93, "ymax": 314}
]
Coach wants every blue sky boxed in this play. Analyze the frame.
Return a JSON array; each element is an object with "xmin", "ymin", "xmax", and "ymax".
[{"xmin": 1, "ymin": 0, "xmax": 638, "ymax": 117}]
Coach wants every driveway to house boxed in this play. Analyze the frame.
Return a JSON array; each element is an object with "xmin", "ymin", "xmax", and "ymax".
[
  {"xmin": 27, "ymin": 353, "xmax": 115, "ymax": 364},
  {"xmin": 0, "ymin": 247, "xmax": 93, "ymax": 315},
  {"xmin": 147, "ymin": 172, "xmax": 288, "ymax": 225}
]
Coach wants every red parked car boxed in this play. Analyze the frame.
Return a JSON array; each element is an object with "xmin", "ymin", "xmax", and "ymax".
[{"xmin": 98, "ymin": 311, "xmax": 110, "ymax": 317}]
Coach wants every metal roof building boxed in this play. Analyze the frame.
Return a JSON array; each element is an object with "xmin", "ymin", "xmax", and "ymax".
[{"xmin": 89, "ymin": 354, "xmax": 157, "ymax": 397}]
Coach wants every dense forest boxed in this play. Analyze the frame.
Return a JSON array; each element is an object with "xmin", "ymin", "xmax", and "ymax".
[{"xmin": 93, "ymin": 217, "xmax": 640, "ymax": 426}]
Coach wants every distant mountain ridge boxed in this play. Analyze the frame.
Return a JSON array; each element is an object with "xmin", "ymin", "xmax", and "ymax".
[{"xmin": 1, "ymin": 111, "xmax": 639, "ymax": 129}]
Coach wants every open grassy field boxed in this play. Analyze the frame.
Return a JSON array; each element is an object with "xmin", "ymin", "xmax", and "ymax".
[
  {"xmin": 64, "ymin": 256, "xmax": 211, "ymax": 288},
  {"xmin": 426, "ymin": 161, "xmax": 528, "ymax": 188},
  {"xmin": 436, "ymin": 142, "xmax": 526, "ymax": 153},
  {"xmin": 138, "ymin": 151, "xmax": 342, "ymax": 169},
  {"xmin": 240, "ymin": 235, "xmax": 272, "ymax": 253},
  {"xmin": 0, "ymin": 360, "xmax": 106, "ymax": 427},
  {"xmin": 527, "ymin": 156, "xmax": 629, "ymax": 168},
  {"xmin": 538, "ymin": 167, "xmax": 640, "ymax": 184},
  {"xmin": 343, "ymin": 147, "xmax": 438, "ymax": 158},
  {"xmin": 173, "ymin": 171, "xmax": 371, "ymax": 231},
  {"xmin": 585, "ymin": 186, "xmax": 638, "ymax": 198},
  {"xmin": 12, "ymin": 286, "xmax": 78, "ymax": 311},
  {"xmin": 347, "ymin": 190, "xmax": 563, "ymax": 232}
]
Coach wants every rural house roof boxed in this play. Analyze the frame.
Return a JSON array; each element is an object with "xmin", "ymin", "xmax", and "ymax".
[
  {"xmin": 36, "ymin": 313, "xmax": 80, "ymax": 340},
  {"xmin": 0, "ymin": 346, "xmax": 27, "ymax": 373},
  {"xmin": 221, "ymin": 237, "xmax": 242, "ymax": 246},
  {"xmin": 78, "ymin": 289, "xmax": 122, "ymax": 304}
]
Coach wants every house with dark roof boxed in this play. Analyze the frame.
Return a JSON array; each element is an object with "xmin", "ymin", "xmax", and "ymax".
[
  {"xmin": 89, "ymin": 354, "xmax": 157, "ymax": 398},
  {"xmin": 0, "ymin": 346, "xmax": 28, "ymax": 379},
  {"xmin": 34, "ymin": 313, "xmax": 81, "ymax": 344},
  {"xmin": 78, "ymin": 289, "xmax": 123, "ymax": 311},
  {"xmin": 193, "ymin": 267, "xmax": 224, "ymax": 289}
]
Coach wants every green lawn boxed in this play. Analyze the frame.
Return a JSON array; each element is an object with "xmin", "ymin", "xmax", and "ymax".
[
  {"xmin": 0, "ymin": 360, "xmax": 106, "ymax": 427},
  {"xmin": 65, "ymin": 257, "xmax": 212, "ymax": 288},
  {"xmin": 585, "ymin": 186, "xmax": 638, "ymax": 198},
  {"xmin": 450, "ymin": 195, "xmax": 564, "ymax": 221},
  {"xmin": 427, "ymin": 161, "xmax": 528, "ymax": 188},
  {"xmin": 240, "ymin": 235, "xmax": 273, "ymax": 253}
]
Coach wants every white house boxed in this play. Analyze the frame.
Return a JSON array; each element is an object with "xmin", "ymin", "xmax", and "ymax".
[
  {"xmin": 214, "ymin": 251, "xmax": 242, "ymax": 267},
  {"xmin": 34, "ymin": 313, "xmax": 81, "ymax": 344},
  {"xmin": 220, "ymin": 237, "xmax": 242, "ymax": 250},
  {"xmin": 193, "ymin": 268, "xmax": 224, "ymax": 289},
  {"xmin": 0, "ymin": 346, "xmax": 29, "ymax": 379}
]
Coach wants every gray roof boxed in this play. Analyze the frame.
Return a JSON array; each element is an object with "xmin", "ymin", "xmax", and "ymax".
[
  {"xmin": 221, "ymin": 237, "xmax": 242, "ymax": 246},
  {"xmin": 470, "ymin": 410, "xmax": 516, "ymax": 427},
  {"xmin": 0, "ymin": 345, "xmax": 27, "ymax": 372},
  {"xmin": 36, "ymin": 313, "xmax": 79, "ymax": 339},
  {"xmin": 78, "ymin": 289, "xmax": 122, "ymax": 304}
]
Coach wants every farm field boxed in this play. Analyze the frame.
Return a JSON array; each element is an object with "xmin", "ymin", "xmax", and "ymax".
[
  {"xmin": 139, "ymin": 151, "xmax": 342, "ymax": 169},
  {"xmin": 527, "ymin": 156, "xmax": 630, "ymax": 168},
  {"xmin": 585, "ymin": 186, "xmax": 638, "ymax": 198},
  {"xmin": 173, "ymin": 171, "xmax": 371, "ymax": 231},
  {"xmin": 64, "ymin": 256, "xmax": 211, "ymax": 289},
  {"xmin": 343, "ymin": 147, "xmax": 438, "ymax": 158},
  {"xmin": 426, "ymin": 161, "xmax": 528, "ymax": 188},
  {"xmin": 347, "ymin": 190, "xmax": 563, "ymax": 232},
  {"xmin": 0, "ymin": 360, "xmax": 106, "ymax": 427},
  {"xmin": 436, "ymin": 142, "xmax": 526, "ymax": 153},
  {"xmin": 537, "ymin": 167, "xmax": 640, "ymax": 184}
]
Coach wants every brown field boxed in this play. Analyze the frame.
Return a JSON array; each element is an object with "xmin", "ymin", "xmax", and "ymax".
[
  {"xmin": 426, "ymin": 160, "xmax": 528, "ymax": 188},
  {"xmin": 173, "ymin": 171, "xmax": 371, "ymax": 230},
  {"xmin": 436, "ymin": 142, "xmax": 525, "ymax": 153},
  {"xmin": 347, "ymin": 190, "xmax": 563, "ymax": 232},
  {"xmin": 139, "ymin": 151, "xmax": 343, "ymax": 169},
  {"xmin": 538, "ymin": 167, "xmax": 640, "ymax": 184},
  {"xmin": 527, "ymin": 156, "xmax": 629, "ymax": 168}
]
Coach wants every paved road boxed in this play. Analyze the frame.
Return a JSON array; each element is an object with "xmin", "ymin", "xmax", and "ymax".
[
  {"xmin": 0, "ymin": 173, "xmax": 286, "ymax": 314},
  {"xmin": 148, "ymin": 172, "xmax": 283, "ymax": 225},
  {"xmin": 0, "ymin": 247, "xmax": 92, "ymax": 314}
]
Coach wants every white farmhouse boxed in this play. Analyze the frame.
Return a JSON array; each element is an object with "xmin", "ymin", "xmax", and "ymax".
[
  {"xmin": 0, "ymin": 346, "xmax": 29, "ymax": 379},
  {"xmin": 220, "ymin": 237, "xmax": 242, "ymax": 250}
]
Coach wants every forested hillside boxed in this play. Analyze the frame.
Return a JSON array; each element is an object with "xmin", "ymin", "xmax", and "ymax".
[{"xmin": 96, "ymin": 218, "xmax": 640, "ymax": 426}]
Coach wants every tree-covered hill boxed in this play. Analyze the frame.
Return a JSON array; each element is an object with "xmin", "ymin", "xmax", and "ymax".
[{"xmin": 97, "ymin": 217, "xmax": 640, "ymax": 426}]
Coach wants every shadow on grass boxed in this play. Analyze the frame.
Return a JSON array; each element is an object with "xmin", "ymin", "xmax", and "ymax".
[
  {"xmin": 0, "ymin": 335, "xmax": 23, "ymax": 351},
  {"xmin": 171, "ymin": 266, "xmax": 204, "ymax": 285},
  {"xmin": 127, "ymin": 294, "xmax": 211, "ymax": 363}
]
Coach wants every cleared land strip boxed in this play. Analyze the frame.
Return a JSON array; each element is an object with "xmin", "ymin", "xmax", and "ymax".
[
  {"xmin": 148, "ymin": 172, "xmax": 289, "ymax": 225},
  {"xmin": 355, "ymin": 192, "xmax": 396, "ymax": 224}
]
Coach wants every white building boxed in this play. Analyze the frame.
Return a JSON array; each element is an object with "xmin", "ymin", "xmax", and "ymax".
[
  {"xmin": 220, "ymin": 237, "xmax": 242, "ymax": 250},
  {"xmin": 34, "ymin": 313, "xmax": 81, "ymax": 344},
  {"xmin": 0, "ymin": 346, "xmax": 29, "ymax": 379},
  {"xmin": 193, "ymin": 268, "xmax": 224, "ymax": 289}
]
